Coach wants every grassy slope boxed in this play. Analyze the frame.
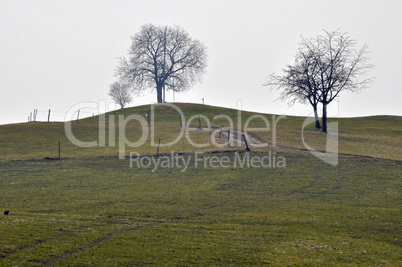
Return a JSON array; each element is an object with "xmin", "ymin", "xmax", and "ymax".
[
  {"xmin": 0, "ymin": 103, "xmax": 401, "ymax": 266},
  {"xmin": 0, "ymin": 103, "xmax": 400, "ymax": 161}
]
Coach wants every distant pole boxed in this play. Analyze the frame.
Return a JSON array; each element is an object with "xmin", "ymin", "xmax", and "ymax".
[
  {"xmin": 179, "ymin": 114, "xmax": 182, "ymax": 128},
  {"xmin": 48, "ymin": 109, "xmax": 51, "ymax": 122},
  {"xmin": 30, "ymin": 112, "xmax": 32, "ymax": 122},
  {"xmin": 77, "ymin": 110, "xmax": 80, "ymax": 123},
  {"xmin": 58, "ymin": 141, "xmax": 61, "ymax": 161},
  {"xmin": 156, "ymin": 138, "xmax": 161, "ymax": 156},
  {"xmin": 202, "ymin": 98, "xmax": 204, "ymax": 104},
  {"xmin": 242, "ymin": 134, "xmax": 250, "ymax": 151}
]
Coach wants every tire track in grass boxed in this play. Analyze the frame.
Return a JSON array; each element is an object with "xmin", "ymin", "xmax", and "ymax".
[
  {"xmin": 42, "ymin": 211, "xmax": 209, "ymax": 266},
  {"xmin": 0, "ymin": 225, "xmax": 90, "ymax": 260},
  {"xmin": 286, "ymin": 172, "xmax": 321, "ymax": 197},
  {"xmin": 307, "ymin": 169, "xmax": 346, "ymax": 199},
  {"xmin": 42, "ymin": 222, "xmax": 156, "ymax": 266}
]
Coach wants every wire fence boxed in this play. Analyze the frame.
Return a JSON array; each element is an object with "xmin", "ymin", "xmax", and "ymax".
[{"xmin": 28, "ymin": 109, "xmax": 100, "ymax": 123}]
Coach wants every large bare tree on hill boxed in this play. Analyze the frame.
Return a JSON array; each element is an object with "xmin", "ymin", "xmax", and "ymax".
[{"xmin": 116, "ymin": 24, "xmax": 207, "ymax": 103}]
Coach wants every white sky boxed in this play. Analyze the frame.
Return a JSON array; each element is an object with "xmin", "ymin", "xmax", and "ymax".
[{"xmin": 0, "ymin": 0, "xmax": 401, "ymax": 125}]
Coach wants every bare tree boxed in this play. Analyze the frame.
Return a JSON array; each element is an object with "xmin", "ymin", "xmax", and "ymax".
[
  {"xmin": 265, "ymin": 49, "xmax": 322, "ymax": 129},
  {"xmin": 116, "ymin": 24, "xmax": 207, "ymax": 103},
  {"xmin": 108, "ymin": 81, "xmax": 133, "ymax": 109},
  {"xmin": 266, "ymin": 30, "xmax": 373, "ymax": 133}
]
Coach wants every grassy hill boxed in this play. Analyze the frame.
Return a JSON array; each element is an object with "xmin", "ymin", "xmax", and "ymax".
[
  {"xmin": 0, "ymin": 103, "xmax": 400, "ymax": 161},
  {"xmin": 0, "ymin": 103, "xmax": 401, "ymax": 265}
]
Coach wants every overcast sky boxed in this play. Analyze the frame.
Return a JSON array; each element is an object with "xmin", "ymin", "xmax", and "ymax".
[{"xmin": 0, "ymin": 0, "xmax": 401, "ymax": 125}]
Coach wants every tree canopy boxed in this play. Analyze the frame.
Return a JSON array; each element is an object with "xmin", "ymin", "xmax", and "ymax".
[
  {"xmin": 266, "ymin": 30, "xmax": 373, "ymax": 132},
  {"xmin": 116, "ymin": 24, "xmax": 207, "ymax": 103},
  {"xmin": 108, "ymin": 81, "xmax": 133, "ymax": 109}
]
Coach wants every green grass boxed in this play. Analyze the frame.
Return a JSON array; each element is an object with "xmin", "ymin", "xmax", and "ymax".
[{"xmin": 0, "ymin": 103, "xmax": 401, "ymax": 266}]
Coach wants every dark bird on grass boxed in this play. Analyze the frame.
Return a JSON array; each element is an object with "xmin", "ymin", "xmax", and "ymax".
[{"xmin": 3, "ymin": 210, "xmax": 10, "ymax": 215}]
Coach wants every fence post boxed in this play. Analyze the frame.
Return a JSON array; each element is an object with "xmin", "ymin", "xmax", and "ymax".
[
  {"xmin": 242, "ymin": 134, "xmax": 250, "ymax": 151},
  {"xmin": 58, "ymin": 141, "xmax": 61, "ymax": 161},
  {"xmin": 48, "ymin": 109, "xmax": 51, "ymax": 122},
  {"xmin": 197, "ymin": 115, "xmax": 202, "ymax": 130},
  {"xmin": 77, "ymin": 110, "xmax": 80, "ymax": 123},
  {"xmin": 227, "ymin": 129, "xmax": 231, "ymax": 146},
  {"xmin": 156, "ymin": 138, "xmax": 161, "ymax": 156}
]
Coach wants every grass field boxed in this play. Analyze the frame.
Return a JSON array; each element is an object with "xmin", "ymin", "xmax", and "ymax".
[{"xmin": 0, "ymin": 103, "xmax": 401, "ymax": 266}]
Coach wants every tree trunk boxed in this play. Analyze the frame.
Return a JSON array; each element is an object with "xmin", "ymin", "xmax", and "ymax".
[
  {"xmin": 313, "ymin": 104, "xmax": 321, "ymax": 129},
  {"xmin": 322, "ymin": 102, "xmax": 328, "ymax": 133},
  {"xmin": 156, "ymin": 83, "xmax": 163, "ymax": 103}
]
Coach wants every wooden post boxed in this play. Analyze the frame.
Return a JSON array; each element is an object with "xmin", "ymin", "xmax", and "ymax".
[
  {"xmin": 156, "ymin": 138, "xmax": 161, "ymax": 156},
  {"xmin": 179, "ymin": 114, "xmax": 182, "ymax": 128},
  {"xmin": 197, "ymin": 115, "xmax": 202, "ymax": 130},
  {"xmin": 48, "ymin": 109, "xmax": 51, "ymax": 122},
  {"xmin": 77, "ymin": 110, "xmax": 80, "ymax": 123},
  {"xmin": 227, "ymin": 129, "xmax": 231, "ymax": 146},
  {"xmin": 219, "ymin": 125, "xmax": 223, "ymax": 139},
  {"xmin": 58, "ymin": 141, "xmax": 61, "ymax": 161},
  {"xmin": 242, "ymin": 134, "xmax": 250, "ymax": 151}
]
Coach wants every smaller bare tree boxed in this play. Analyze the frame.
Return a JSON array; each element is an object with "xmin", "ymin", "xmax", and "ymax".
[
  {"xmin": 303, "ymin": 30, "xmax": 373, "ymax": 133},
  {"xmin": 108, "ymin": 81, "xmax": 133, "ymax": 109},
  {"xmin": 266, "ymin": 30, "xmax": 373, "ymax": 133},
  {"xmin": 265, "ymin": 50, "xmax": 322, "ymax": 129}
]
